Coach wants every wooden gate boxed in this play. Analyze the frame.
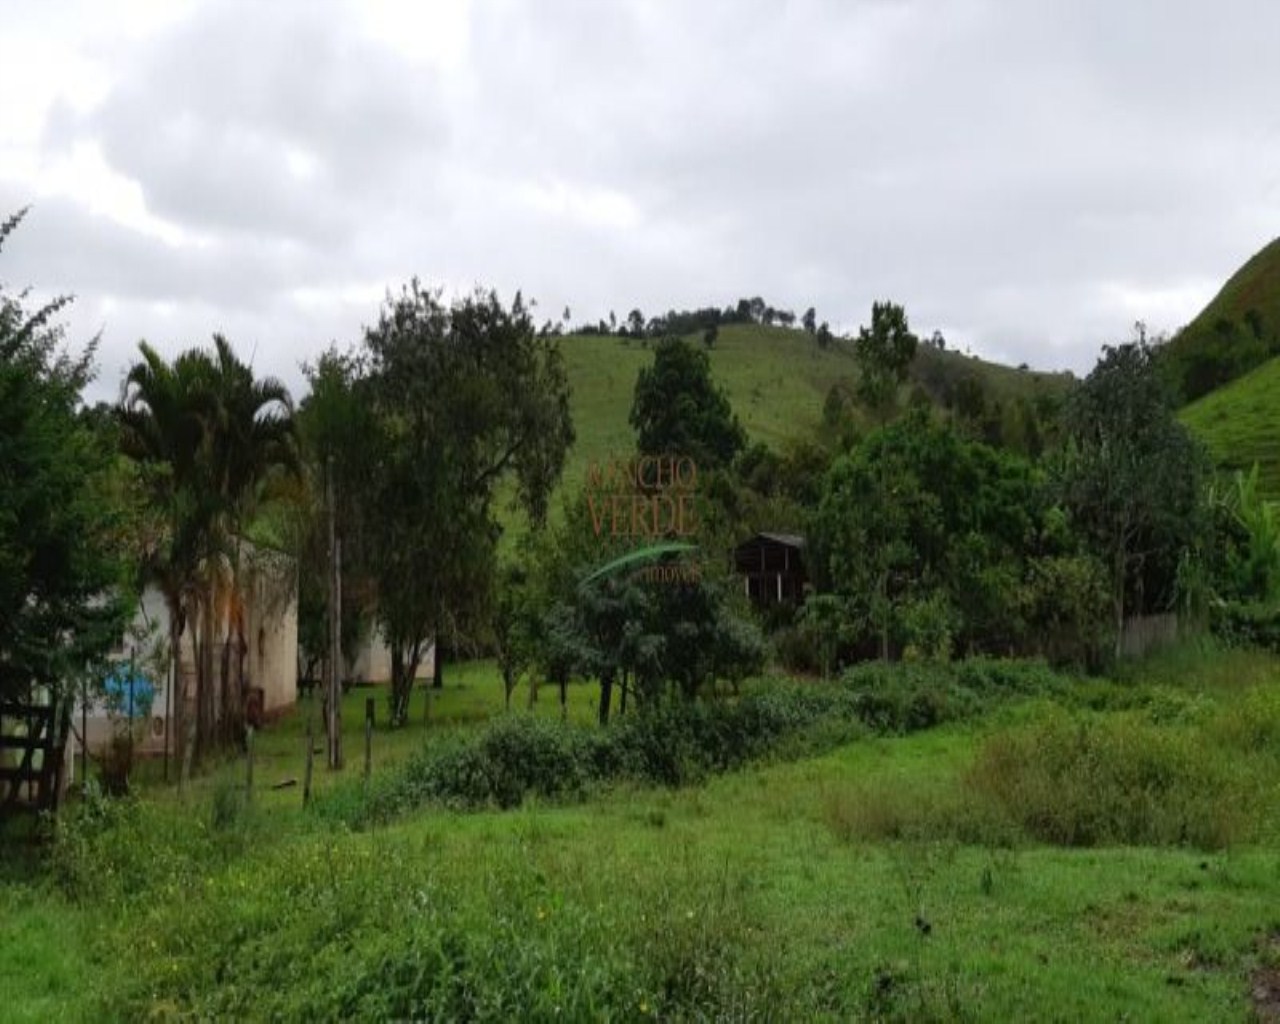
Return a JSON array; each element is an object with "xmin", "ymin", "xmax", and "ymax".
[{"xmin": 0, "ymin": 695, "xmax": 71, "ymax": 816}]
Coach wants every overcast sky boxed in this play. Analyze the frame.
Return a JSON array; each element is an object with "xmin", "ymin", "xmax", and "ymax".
[{"xmin": 3, "ymin": 0, "xmax": 1280, "ymax": 403}]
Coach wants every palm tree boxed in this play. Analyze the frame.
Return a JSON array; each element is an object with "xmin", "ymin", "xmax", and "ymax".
[
  {"xmin": 119, "ymin": 336, "xmax": 296, "ymax": 777},
  {"xmin": 204, "ymin": 336, "xmax": 296, "ymax": 744},
  {"xmin": 118, "ymin": 342, "xmax": 220, "ymax": 783}
]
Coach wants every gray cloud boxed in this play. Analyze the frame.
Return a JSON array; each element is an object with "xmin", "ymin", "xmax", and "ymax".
[{"xmin": 3, "ymin": 0, "xmax": 1279, "ymax": 404}]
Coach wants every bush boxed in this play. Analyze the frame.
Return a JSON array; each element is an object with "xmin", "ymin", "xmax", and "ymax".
[
  {"xmin": 966, "ymin": 708, "xmax": 1257, "ymax": 849},
  {"xmin": 337, "ymin": 659, "xmax": 1069, "ymax": 827},
  {"xmin": 838, "ymin": 657, "xmax": 1064, "ymax": 734},
  {"xmin": 1211, "ymin": 601, "xmax": 1280, "ymax": 653}
]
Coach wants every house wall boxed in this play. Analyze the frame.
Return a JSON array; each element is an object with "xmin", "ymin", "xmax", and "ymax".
[
  {"xmin": 346, "ymin": 628, "xmax": 435, "ymax": 684},
  {"xmin": 72, "ymin": 544, "xmax": 298, "ymax": 768}
]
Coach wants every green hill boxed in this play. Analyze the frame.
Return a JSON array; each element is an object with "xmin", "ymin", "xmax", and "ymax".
[
  {"xmin": 552, "ymin": 324, "xmax": 1074, "ymax": 497},
  {"xmin": 1187, "ymin": 236, "xmax": 1280, "ymax": 335},
  {"xmin": 1160, "ymin": 236, "xmax": 1280, "ymax": 403},
  {"xmin": 1180, "ymin": 354, "xmax": 1280, "ymax": 499}
]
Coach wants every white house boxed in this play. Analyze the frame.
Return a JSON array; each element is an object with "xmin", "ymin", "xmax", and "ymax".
[{"xmin": 72, "ymin": 543, "xmax": 298, "ymax": 770}]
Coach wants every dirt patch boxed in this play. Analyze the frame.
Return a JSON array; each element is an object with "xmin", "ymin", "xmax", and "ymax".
[{"xmin": 1251, "ymin": 932, "xmax": 1280, "ymax": 1023}]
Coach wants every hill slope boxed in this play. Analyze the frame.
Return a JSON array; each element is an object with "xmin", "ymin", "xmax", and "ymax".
[
  {"xmin": 1160, "ymin": 237, "xmax": 1280, "ymax": 403},
  {"xmin": 1180, "ymin": 354, "xmax": 1280, "ymax": 499},
  {"xmin": 1186, "ymin": 236, "xmax": 1280, "ymax": 335},
  {"xmin": 553, "ymin": 324, "xmax": 1073, "ymax": 496}
]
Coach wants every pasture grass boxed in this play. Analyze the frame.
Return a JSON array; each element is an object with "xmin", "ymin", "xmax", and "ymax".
[
  {"xmin": 3, "ymin": 642, "xmax": 1279, "ymax": 1020},
  {"xmin": 1180, "ymin": 353, "xmax": 1280, "ymax": 499}
]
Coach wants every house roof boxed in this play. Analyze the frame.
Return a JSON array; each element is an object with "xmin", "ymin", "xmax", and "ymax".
[{"xmin": 741, "ymin": 532, "xmax": 805, "ymax": 549}]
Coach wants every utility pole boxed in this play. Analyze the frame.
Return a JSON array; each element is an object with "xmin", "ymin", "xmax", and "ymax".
[{"xmin": 326, "ymin": 457, "xmax": 343, "ymax": 769}]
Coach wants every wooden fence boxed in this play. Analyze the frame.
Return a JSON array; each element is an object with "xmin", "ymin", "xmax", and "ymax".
[
  {"xmin": 1119, "ymin": 613, "xmax": 1180, "ymax": 659},
  {"xmin": 0, "ymin": 696, "xmax": 71, "ymax": 816}
]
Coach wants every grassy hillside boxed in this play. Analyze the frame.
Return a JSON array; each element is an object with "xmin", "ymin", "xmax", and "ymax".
[
  {"xmin": 554, "ymin": 324, "xmax": 1073, "ymax": 496},
  {"xmin": 1186, "ymin": 236, "xmax": 1280, "ymax": 335},
  {"xmin": 1180, "ymin": 354, "xmax": 1280, "ymax": 499},
  {"xmin": 1160, "ymin": 236, "xmax": 1280, "ymax": 403}
]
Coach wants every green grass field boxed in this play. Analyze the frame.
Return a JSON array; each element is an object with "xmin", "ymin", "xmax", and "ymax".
[
  {"xmin": 3, "ymin": 646, "xmax": 1279, "ymax": 1021},
  {"xmin": 1180, "ymin": 354, "xmax": 1280, "ymax": 499}
]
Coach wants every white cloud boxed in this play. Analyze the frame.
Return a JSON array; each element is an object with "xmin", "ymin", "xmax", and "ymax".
[{"xmin": 2, "ymin": 0, "xmax": 1279, "ymax": 407}]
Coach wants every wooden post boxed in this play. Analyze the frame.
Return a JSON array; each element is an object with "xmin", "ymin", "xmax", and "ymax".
[
  {"xmin": 245, "ymin": 725, "xmax": 254, "ymax": 803},
  {"xmin": 364, "ymin": 697, "xmax": 373, "ymax": 785},
  {"xmin": 80, "ymin": 677, "xmax": 88, "ymax": 794},
  {"xmin": 303, "ymin": 716, "xmax": 314, "ymax": 807},
  {"xmin": 326, "ymin": 458, "xmax": 343, "ymax": 770}
]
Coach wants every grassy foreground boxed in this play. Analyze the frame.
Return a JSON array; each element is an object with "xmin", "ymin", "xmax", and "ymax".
[{"xmin": 2, "ymin": 647, "xmax": 1279, "ymax": 1021}]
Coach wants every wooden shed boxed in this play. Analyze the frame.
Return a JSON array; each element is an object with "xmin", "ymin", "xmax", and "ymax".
[{"xmin": 734, "ymin": 532, "xmax": 807, "ymax": 606}]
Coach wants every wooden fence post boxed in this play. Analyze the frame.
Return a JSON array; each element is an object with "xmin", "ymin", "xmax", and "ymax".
[
  {"xmin": 245, "ymin": 725, "xmax": 255, "ymax": 803},
  {"xmin": 303, "ymin": 716, "xmax": 314, "ymax": 807},
  {"xmin": 364, "ymin": 697, "xmax": 373, "ymax": 786}
]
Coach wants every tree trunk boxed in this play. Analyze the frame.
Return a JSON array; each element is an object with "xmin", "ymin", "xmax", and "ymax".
[
  {"xmin": 598, "ymin": 672, "xmax": 614, "ymax": 726},
  {"xmin": 1113, "ymin": 544, "xmax": 1126, "ymax": 662},
  {"xmin": 219, "ymin": 632, "xmax": 232, "ymax": 745},
  {"xmin": 389, "ymin": 643, "xmax": 421, "ymax": 727},
  {"xmin": 170, "ymin": 615, "xmax": 185, "ymax": 790},
  {"xmin": 878, "ymin": 569, "xmax": 890, "ymax": 662},
  {"xmin": 619, "ymin": 671, "xmax": 628, "ymax": 716},
  {"xmin": 432, "ymin": 638, "xmax": 444, "ymax": 690},
  {"xmin": 559, "ymin": 678, "xmax": 567, "ymax": 721},
  {"xmin": 195, "ymin": 585, "xmax": 216, "ymax": 765}
]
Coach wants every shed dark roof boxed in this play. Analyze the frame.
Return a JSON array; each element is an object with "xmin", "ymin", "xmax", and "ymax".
[{"xmin": 751, "ymin": 532, "xmax": 805, "ymax": 549}]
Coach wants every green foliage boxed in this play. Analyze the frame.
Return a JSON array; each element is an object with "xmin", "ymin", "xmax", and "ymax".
[
  {"xmin": 1057, "ymin": 338, "xmax": 1210, "ymax": 655},
  {"xmin": 630, "ymin": 336, "xmax": 746, "ymax": 470},
  {"xmin": 0, "ymin": 210, "xmax": 130, "ymax": 700},
  {"xmin": 292, "ymin": 348, "xmax": 378, "ymax": 678},
  {"xmin": 353, "ymin": 283, "xmax": 575, "ymax": 723},
  {"xmin": 339, "ymin": 659, "xmax": 1065, "ymax": 825},
  {"xmin": 853, "ymin": 300, "xmax": 919, "ymax": 413},
  {"xmin": 967, "ymin": 707, "xmax": 1263, "ymax": 849},
  {"xmin": 1217, "ymin": 465, "xmax": 1280, "ymax": 603},
  {"xmin": 1210, "ymin": 602, "xmax": 1280, "ymax": 653},
  {"xmin": 810, "ymin": 409, "xmax": 1047, "ymax": 660}
]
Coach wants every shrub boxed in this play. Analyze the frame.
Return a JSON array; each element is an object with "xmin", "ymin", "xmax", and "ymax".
[
  {"xmin": 1212, "ymin": 601, "xmax": 1280, "ymax": 653},
  {"xmin": 966, "ymin": 708, "xmax": 1256, "ymax": 849},
  {"xmin": 333, "ymin": 660, "xmax": 1069, "ymax": 827}
]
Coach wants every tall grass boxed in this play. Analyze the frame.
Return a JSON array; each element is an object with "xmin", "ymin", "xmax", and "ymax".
[{"xmin": 826, "ymin": 690, "xmax": 1280, "ymax": 851}]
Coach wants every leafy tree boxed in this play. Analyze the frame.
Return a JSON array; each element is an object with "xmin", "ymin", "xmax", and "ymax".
[
  {"xmin": 796, "ymin": 594, "xmax": 844, "ymax": 679},
  {"xmin": 359, "ymin": 283, "xmax": 574, "ymax": 725},
  {"xmin": 801, "ymin": 307, "xmax": 817, "ymax": 335},
  {"xmin": 292, "ymin": 349, "xmax": 377, "ymax": 688},
  {"xmin": 626, "ymin": 309, "xmax": 645, "ymax": 337},
  {"xmin": 815, "ymin": 321, "xmax": 833, "ymax": 350},
  {"xmin": 1057, "ymin": 339, "xmax": 1209, "ymax": 658},
  {"xmin": 630, "ymin": 337, "xmax": 745, "ymax": 470},
  {"xmin": 854, "ymin": 301, "xmax": 919, "ymax": 413},
  {"xmin": 702, "ymin": 323, "xmax": 718, "ymax": 349},
  {"xmin": 810, "ymin": 409, "xmax": 1039, "ymax": 660},
  {"xmin": 1216, "ymin": 464, "xmax": 1280, "ymax": 605},
  {"xmin": 0, "ymin": 209, "xmax": 129, "ymax": 708}
]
